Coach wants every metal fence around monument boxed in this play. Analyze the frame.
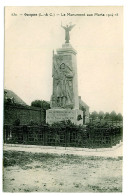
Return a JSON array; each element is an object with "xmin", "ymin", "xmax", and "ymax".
[{"xmin": 3, "ymin": 124, "xmax": 123, "ymax": 148}]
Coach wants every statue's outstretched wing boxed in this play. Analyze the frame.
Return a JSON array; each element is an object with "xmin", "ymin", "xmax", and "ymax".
[
  {"xmin": 61, "ymin": 24, "xmax": 66, "ymax": 30},
  {"xmin": 69, "ymin": 24, "xmax": 76, "ymax": 31}
]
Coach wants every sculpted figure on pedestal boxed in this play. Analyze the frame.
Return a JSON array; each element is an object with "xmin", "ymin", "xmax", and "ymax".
[
  {"xmin": 61, "ymin": 23, "xmax": 75, "ymax": 43},
  {"xmin": 52, "ymin": 55, "xmax": 74, "ymax": 108}
]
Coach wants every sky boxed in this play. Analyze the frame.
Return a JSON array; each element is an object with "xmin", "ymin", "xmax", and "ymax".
[{"xmin": 4, "ymin": 6, "xmax": 123, "ymax": 114}]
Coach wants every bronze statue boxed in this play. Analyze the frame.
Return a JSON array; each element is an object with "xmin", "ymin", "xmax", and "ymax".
[{"xmin": 61, "ymin": 23, "xmax": 75, "ymax": 43}]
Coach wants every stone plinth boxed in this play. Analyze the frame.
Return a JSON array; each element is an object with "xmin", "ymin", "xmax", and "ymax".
[{"xmin": 46, "ymin": 109, "xmax": 83, "ymax": 125}]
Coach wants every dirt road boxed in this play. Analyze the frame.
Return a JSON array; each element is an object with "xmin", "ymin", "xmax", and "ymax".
[{"xmin": 3, "ymin": 150, "xmax": 122, "ymax": 192}]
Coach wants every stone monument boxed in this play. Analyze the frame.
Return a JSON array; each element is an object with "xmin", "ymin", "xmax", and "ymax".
[{"xmin": 46, "ymin": 23, "xmax": 83, "ymax": 125}]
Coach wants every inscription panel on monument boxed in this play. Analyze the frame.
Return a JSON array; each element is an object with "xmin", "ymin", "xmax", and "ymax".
[{"xmin": 46, "ymin": 110, "xmax": 75, "ymax": 124}]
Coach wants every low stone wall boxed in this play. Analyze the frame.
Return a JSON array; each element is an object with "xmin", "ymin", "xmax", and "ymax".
[{"xmin": 4, "ymin": 103, "xmax": 46, "ymax": 125}]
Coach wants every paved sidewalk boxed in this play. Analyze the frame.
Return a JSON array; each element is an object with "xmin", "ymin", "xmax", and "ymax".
[{"xmin": 3, "ymin": 143, "xmax": 123, "ymax": 157}]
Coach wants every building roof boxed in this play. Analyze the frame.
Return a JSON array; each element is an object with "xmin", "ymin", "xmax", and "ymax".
[
  {"xmin": 79, "ymin": 96, "xmax": 89, "ymax": 109},
  {"xmin": 4, "ymin": 89, "xmax": 27, "ymax": 106}
]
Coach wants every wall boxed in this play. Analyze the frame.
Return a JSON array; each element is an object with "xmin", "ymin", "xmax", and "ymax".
[
  {"xmin": 85, "ymin": 107, "xmax": 90, "ymax": 124},
  {"xmin": 4, "ymin": 103, "xmax": 46, "ymax": 125}
]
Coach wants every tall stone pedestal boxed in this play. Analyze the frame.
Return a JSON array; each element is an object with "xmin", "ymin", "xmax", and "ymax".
[
  {"xmin": 46, "ymin": 109, "xmax": 83, "ymax": 125},
  {"xmin": 46, "ymin": 40, "xmax": 83, "ymax": 125},
  {"xmin": 51, "ymin": 43, "xmax": 79, "ymax": 110}
]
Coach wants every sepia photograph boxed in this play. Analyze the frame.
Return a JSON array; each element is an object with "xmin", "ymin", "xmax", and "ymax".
[{"xmin": 3, "ymin": 6, "xmax": 123, "ymax": 192}]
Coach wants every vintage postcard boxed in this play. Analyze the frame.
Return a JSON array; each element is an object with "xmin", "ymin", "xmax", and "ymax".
[{"xmin": 3, "ymin": 6, "xmax": 123, "ymax": 192}]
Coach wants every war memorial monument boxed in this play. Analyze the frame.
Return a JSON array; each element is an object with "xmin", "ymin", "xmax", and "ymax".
[{"xmin": 46, "ymin": 24, "xmax": 83, "ymax": 125}]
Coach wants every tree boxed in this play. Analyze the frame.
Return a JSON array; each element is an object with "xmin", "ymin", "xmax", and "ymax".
[
  {"xmin": 90, "ymin": 111, "xmax": 98, "ymax": 120},
  {"xmin": 104, "ymin": 112, "xmax": 110, "ymax": 120},
  {"xmin": 110, "ymin": 111, "xmax": 117, "ymax": 121},
  {"xmin": 98, "ymin": 111, "xmax": 104, "ymax": 121},
  {"xmin": 31, "ymin": 100, "xmax": 50, "ymax": 110},
  {"xmin": 116, "ymin": 113, "xmax": 123, "ymax": 121}
]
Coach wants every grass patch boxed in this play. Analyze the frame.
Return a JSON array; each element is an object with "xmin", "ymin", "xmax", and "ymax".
[
  {"xmin": 3, "ymin": 150, "xmax": 122, "ymax": 168},
  {"xmin": 3, "ymin": 151, "xmax": 59, "ymax": 167},
  {"xmin": 88, "ymin": 184, "xmax": 122, "ymax": 192}
]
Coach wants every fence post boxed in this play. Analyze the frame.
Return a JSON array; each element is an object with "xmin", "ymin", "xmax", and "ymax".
[
  {"xmin": 55, "ymin": 129, "xmax": 57, "ymax": 149},
  {"xmin": 23, "ymin": 126, "xmax": 27, "ymax": 144},
  {"xmin": 3, "ymin": 125, "xmax": 6, "ymax": 143},
  {"xmin": 65, "ymin": 128, "xmax": 67, "ymax": 150},
  {"xmin": 110, "ymin": 129, "xmax": 113, "ymax": 147}
]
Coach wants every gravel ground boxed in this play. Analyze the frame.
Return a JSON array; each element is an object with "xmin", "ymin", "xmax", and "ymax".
[
  {"xmin": 3, "ymin": 142, "xmax": 123, "ymax": 157},
  {"xmin": 3, "ymin": 147, "xmax": 123, "ymax": 192}
]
